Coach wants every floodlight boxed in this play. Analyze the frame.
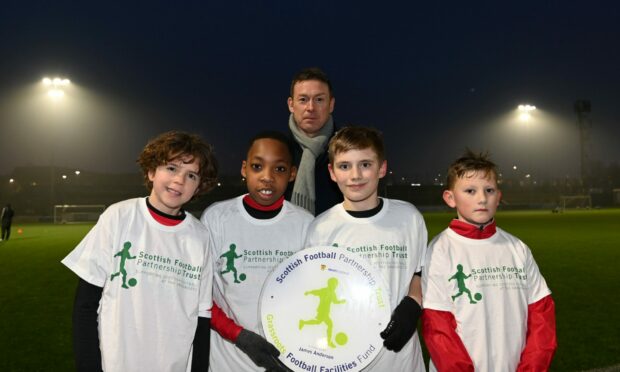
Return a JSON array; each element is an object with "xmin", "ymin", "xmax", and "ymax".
[
  {"xmin": 517, "ymin": 104, "xmax": 536, "ymax": 122},
  {"xmin": 42, "ymin": 76, "xmax": 71, "ymax": 88},
  {"xmin": 48, "ymin": 89, "xmax": 64, "ymax": 100}
]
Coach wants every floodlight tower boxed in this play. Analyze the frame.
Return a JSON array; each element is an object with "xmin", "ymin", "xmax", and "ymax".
[
  {"xmin": 517, "ymin": 104, "xmax": 536, "ymax": 179},
  {"xmin": 516, "ymin": 104, "xmax": 537, "ymax": 206},
  {"xmin": 42, "ymin": 76, "xmax": 71, "ymax": 215},
  {"xmin": 574, "ymin": 100, "xmax": 592, "ymax": 189}
]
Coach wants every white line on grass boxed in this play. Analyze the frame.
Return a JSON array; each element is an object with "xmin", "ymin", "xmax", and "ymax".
[{"xmin": 580, "ymin": 364, "xmax": 620, "ymax": 372}]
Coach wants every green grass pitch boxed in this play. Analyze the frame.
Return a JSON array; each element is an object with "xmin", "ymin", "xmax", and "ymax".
[{"xmin": 0, "ymin": 210, "xmax": 618, "ymax": 371}]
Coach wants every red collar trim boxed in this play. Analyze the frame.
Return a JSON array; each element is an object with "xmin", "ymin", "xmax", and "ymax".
[
  {"xmin": 449, "ymin": 219, "xmax": 496, "ymax": 239},
  {"xmin": 243, "ymin": 194, "xmax": 284, "ymax": 211},
  {"xmin": 146, "ymin": 206, "xmax": 184, "ymax": 226}
]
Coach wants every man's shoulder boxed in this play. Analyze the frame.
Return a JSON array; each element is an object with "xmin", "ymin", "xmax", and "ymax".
[{"xmin": 286, "ymin": 128, "xmax": 303, "ymax": 159}]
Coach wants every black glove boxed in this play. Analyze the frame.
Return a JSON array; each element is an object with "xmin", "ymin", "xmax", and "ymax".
[
  {"xmin": 235, "ymin": 329, "xmax": 292, "ymax": 371},
  {"xmin": 380, "ymin": 296, "xmax": 422, "ymax": 352}
]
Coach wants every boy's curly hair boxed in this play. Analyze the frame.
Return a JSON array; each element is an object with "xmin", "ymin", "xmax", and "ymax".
[
  {"xmin": 446, "ymin": 149, "xmax": 498, "ymax": 190},
  {"xmin": 136, "ymin": 131, "xmax": 218, "ymax": 196}
]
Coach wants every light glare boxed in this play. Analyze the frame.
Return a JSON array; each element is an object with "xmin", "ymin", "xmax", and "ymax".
[
  {"xmin": 42, "ymin": 76, "xmax": 71, "ymax": 100},
  {"xmin": 48, "ymin": 89, "xmax": 64, "ymax": 100}
]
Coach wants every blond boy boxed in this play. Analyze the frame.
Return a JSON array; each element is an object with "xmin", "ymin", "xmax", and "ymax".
[{"xmin": 422, "ymin": 149, "xmax": 557, "ymax": 371}]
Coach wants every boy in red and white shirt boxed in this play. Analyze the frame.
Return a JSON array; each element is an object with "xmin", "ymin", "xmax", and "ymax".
[{"xmin": 422, "ymin": 149, "xmax": 557, "ymax": 372}]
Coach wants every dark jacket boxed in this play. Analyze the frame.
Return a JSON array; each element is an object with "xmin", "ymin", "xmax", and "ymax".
[{"xmin": 1, "ymin": 206, "xmax": 14, "ymax": 225}]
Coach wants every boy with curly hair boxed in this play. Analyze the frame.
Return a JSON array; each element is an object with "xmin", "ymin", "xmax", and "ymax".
[{"xmin": 62, "ymin": 130, "xmax": 218, "ymax": 371}]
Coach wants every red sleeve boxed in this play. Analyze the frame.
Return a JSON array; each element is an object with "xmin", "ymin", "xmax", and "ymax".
[
  {"xmin": 210, "ymin": 301, "xmax": 243, "ymax": 342},
  {"xmin": 422, "ymin": 309, "xmax": 474, "ymax": 372},
  {"xmin": 517, "ymin": 295, "xmax": 557, "ymax": 372}
]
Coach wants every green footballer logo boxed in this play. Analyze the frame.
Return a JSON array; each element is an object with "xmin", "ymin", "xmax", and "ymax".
[
  {"xmin": 110, "ymin": 241, "xmax": 137, "ymax": 289},
  {"xmin": 220, "ymin": 243, "xmax": 247, "ymax": 283},
  {"xmin": 450, "ymin": 264, "xmax": 481, "ymax": 304}
]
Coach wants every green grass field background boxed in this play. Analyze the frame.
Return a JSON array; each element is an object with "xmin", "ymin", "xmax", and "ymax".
[{"xmin": 1, "ymin": 210, "xmax": 619, "ymax": 371}]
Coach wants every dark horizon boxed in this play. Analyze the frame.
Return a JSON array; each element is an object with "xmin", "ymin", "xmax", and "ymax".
[{"xmin": 1, "ymin": 1, "xmax": 619, "ymax": 182}]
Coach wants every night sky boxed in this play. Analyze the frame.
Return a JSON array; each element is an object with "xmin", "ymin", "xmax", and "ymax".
[{"xmin": 1, "ymin": 1, "xmax": 619, "ymax": 183}]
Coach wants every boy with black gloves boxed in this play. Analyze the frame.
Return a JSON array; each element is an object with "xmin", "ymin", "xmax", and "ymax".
[
  {"xmin": 380, "ymin": 295, "xmax": 422, "ymax": 352},
  {"xmin": 305, "ymin": 126, "xmax": 427, "ymax": 371},
  {"xmin": 201, "ymin": 131, "xmax": 313, "ymax": 371}
]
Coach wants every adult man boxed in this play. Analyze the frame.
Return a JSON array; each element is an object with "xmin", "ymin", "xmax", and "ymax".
[
  {"xmin": 286, "ymin": 67, "xmax": 343, "ymax": 215},
  {"xmin": 1, "ymin": 203, "xmax": 15, "ymax": 241}
]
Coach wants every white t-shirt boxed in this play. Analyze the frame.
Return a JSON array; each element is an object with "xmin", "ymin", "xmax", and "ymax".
[
  {"xmin": 305, "ymin": 198, "xmax": 427, "ymax": 372},
  {"xmin": 62, "ymin": 198, "xmax": 213, "ymax": 372},
  {"xmin": 201, "ymin": 195, "xmax": 314, "ymax": 371},
  {"xmin": 422, "ymin": 227, "xmax": 551, "ymax": 372}
]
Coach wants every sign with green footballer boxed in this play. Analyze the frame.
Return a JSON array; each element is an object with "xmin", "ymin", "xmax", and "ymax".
[{"xmin": 260, "ymin": 246, "xmax": 391, "ymax": 372}]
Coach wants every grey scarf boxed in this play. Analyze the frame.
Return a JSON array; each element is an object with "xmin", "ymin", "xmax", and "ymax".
[{"xmin": 288, "ymin": 114, "xmax": 334, "ymax": 215}]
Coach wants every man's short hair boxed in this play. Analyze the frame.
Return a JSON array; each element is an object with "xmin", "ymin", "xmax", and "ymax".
[
  {"xmin": 328, "ymin": 126, "xmax": 385, "ymax": 164},
  {"xmin": 136, "ymin": 130, "xmax": 218, "ymax": 196},
  {"xmin": 246, "ymin": 130, "xmax": 295, "ymax": 164},
  {"xmin": 290, "ymin": 67, "xmax": 333, "ymax": 98},
  {"xmin": 446, "ymin": 149, "xmax": 498, "ymax": 190}
]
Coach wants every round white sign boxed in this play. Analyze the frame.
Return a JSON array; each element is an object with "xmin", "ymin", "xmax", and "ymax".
[{"xmin": 260, "ymin": 246, "xmax": 391, "ymax": 372}]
